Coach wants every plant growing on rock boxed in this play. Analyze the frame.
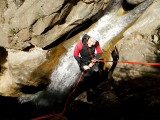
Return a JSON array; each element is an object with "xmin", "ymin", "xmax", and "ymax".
[{"xmin": 8, "ymin": 28, "xmax": 16, "ymax": 36}]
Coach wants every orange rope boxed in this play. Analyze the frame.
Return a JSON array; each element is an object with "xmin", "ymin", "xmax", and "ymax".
[
  {"xmin": 32, "ymin": 59, "xmax": 160, "ymax": 120},
  {"xmin": 96, "ymin": 60, "xmax": 160, "ymax": 66}
]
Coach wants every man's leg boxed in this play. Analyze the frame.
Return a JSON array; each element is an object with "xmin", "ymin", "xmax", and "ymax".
[{"xmin": 83, "ymin": 69, "xmax": 92, "ymax": 77}]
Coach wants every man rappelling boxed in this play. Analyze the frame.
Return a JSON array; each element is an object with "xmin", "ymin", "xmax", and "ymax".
[{"xmin": 74, "ymin": 30, "xmax": 102, "ymax": 77}]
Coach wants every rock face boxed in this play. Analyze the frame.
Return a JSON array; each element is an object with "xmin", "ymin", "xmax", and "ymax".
[
  {"xmin": 0, "ymin": 0, "xmax": 110, "ymax": 96},
  {"xmin": 0, "ymin": 27, "xmax": 9, "ymax": 48},
  {"xmin": 112, "ymin": 32, "xmax": 160, "ymax": 81},
  {"xmin": 124, "ymin": 0, "xmax": 160, "ymax": 36},
  {"xmin": 105, "ymin": 1, "xmax": 160, "ymax": 119},
  {"xmin": 0, "ymin": 47, "xmax": 48, "ymax": 96},
  {"xmin": 1, "ymin": 0, "xmax": 110, "ymax": 50},
  {"xmin": 112, "ymin": 0, "xmax": 160, "ymax": 81}
]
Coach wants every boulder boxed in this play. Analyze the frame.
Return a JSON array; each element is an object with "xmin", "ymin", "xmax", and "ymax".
[
  {"xmin": 112, "ymin": 32, "xmax": 160, "ymax": 81},
  {"xmin": 0, "ymin": 47, "xmax": 48, "ymax": 96}
]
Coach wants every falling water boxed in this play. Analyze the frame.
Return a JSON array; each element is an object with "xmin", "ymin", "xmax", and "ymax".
[
  {"xmin": 90, "ymin": 0, "xmax": 154, "ymax": 48},
  {"xmin": 47, "ymin": 0, "xmax": 123, "ymax": 93},
  {"xmin": 48, "ymin": 0, "xmax": 153, "ymax": 93},
  {"xmin": 18, "ymin": 0, "xmax": 153, "ymax": 105}
]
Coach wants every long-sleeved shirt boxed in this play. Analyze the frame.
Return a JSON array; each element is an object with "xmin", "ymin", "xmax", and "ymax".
[{"xmin": 74, "ymin": 40, "xmax": 102, "ymax": 64}]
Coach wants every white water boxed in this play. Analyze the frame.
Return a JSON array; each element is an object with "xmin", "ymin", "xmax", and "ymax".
[
  {"xmin": 48, "ymin": 0, "xmax": 123, "ymax": 93},
  {"xmin": 90, "ymin": 0, "xmax": 154, "ymax": 48},
  {"xmin": 48, "ymin": 0, "xmax": 153, "ymax": 93},
  {"xmin": 18, "ymin": 0, "xmax": 154, "ymax": 104}
]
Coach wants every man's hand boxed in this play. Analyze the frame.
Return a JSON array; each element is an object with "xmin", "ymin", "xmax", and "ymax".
[
  {"xmin": 88, "ymin": 62, "xmax": 95, "ymax": 68},
  {"xmin": 83, "ymin": 65, "xmax": 90, "ymax": 70},
  {"xmin": 91, "ymin": 59, "xmax": 97, "ymax": 63}
]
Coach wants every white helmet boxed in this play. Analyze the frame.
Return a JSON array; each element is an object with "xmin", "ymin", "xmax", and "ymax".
[{"xmin": 87, "ymin": 30, "xmax": 100, "ymax": 41}]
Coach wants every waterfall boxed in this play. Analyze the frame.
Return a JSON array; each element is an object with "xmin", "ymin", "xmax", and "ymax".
[
  {"xmin": 89, "ymin": 0, "xmax": 154, "ymax": 48},
  {"xmin": 48, "ymin": 0, "xmax": 123, "ymax": 93},
  {"xmin": 48, "ymin": 0, "xmax": 153, "ymax": 93},
  {"xmin": 18, "ymin": 0, "xmax": 154, "ymax": 105}
]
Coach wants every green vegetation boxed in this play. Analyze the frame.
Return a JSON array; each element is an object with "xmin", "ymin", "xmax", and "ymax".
[{"xmin": 8, "ymin": 28, "xmax": 16, "ymax": 36}]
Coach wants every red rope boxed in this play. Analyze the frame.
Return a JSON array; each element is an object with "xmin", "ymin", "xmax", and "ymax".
[
  {"xmin": 87, "ymin": 47, "xmax": 94, "ymax": 59},
  {"xmin": 32, "ymin": 70, "xmax": 85, "ymax": 120},
  {"xmin": 96, "ymin": 60, "xmax": 160, "ymax": 66},
  {"xmin": 32, "ymin": 59, "xmax": 160, "ymax": 120}
]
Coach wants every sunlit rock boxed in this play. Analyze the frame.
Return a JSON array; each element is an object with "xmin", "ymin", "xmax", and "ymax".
[
  {"xmin": 0, "ymin": 47, "xmax": 48, "ymax": 96},
  {"xmin": 2, "ymin": 0, "xmax": 110, "ymax": 49},
  {"xmin": 114, "ymin": 0, "xmax": 160, "ymax": 82},
  {"xmin": 112, "ymin": 32, "xmax": 160, "ymax": 81},
  {"xmin": 8, "ymin": 28, "xmax": 32, "ymax": 50},
  {"xmin": 123, "ymin": 0, "xmax": 160, "ymax": 36},
  {"xmin": 0, "ymin": 26, "xmax": 9, "ymax": 48}
]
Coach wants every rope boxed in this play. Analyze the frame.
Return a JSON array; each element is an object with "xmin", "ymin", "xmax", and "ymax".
[
  {"xmin": 96, "ymin": 60, "xmax": 160, "ymax": 66},
  {"xmin": 32, "ymin": 59, "xmax": 160, "ymax": 120},
  {"xmin": 87, "ymin": 46, "xmax": 94, "ymax": 59},
  {"xmin": 86, "ymin": 38, "xmax": 94, "ymax": 60},
  {"xmin": 32, "ymin": 70, "xmax": 85, "ymax": 120}
]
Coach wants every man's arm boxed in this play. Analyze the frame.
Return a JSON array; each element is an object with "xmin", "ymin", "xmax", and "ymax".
[
  {"xmin": 95, "ymin": 44, "xmax": 102, "ymax": 59},
  {"xmin": 74, "ymin": 41, "xmax": 83, "ymax": 64}
]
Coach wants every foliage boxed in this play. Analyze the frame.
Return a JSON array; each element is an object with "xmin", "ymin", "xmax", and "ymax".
[{"xmin": 8, "ymin": 28, "xmax": 16, "ymax": 36}]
